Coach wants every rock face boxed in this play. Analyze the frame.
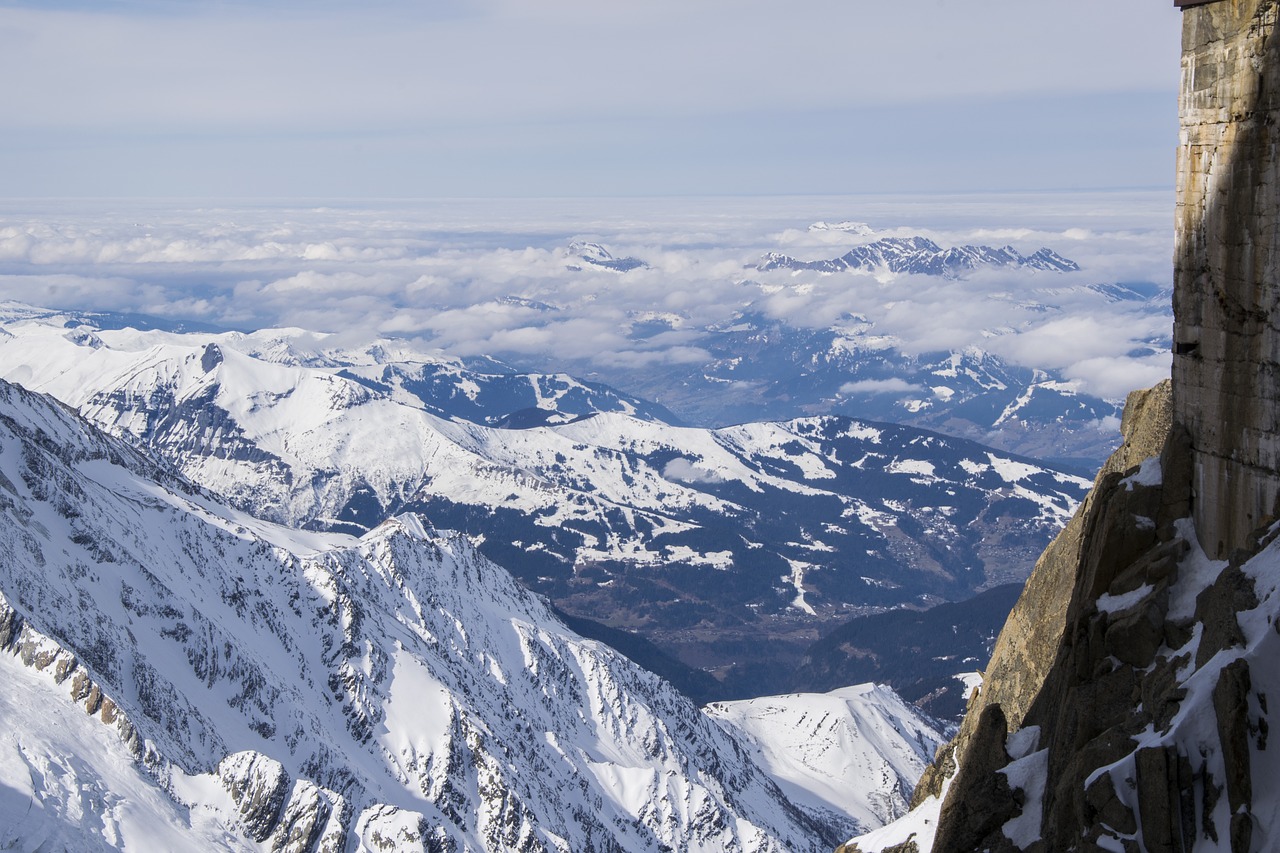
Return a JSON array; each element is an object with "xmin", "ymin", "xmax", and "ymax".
[
  {"xmin": 1175, "ymin": 0, "xmax": 1280, "ymax": 558},
  {"xmin": 847, "ymin": 386, "xmax": 1278, "ymax": 852},
  {"xmin": 846, "ymin": 4, "xmax": 1280, "ymax": 850}
]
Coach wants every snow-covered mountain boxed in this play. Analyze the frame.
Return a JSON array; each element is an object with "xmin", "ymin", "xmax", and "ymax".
[
  {"xmin": 2, "ymin": 303, "xmax": 674, "ymax": 429},
  {"xmin": 0, "ymin": 377, "xmax": 853, "ymax": 851},
  {"xmin": 807, "ymin": 221, "xmax": 875, "ymax": 235},
  {"xmin": 756, "ymin": 237, "xmax": 1080, "ymax": 278},
  {"xmin": 0, "ymin": 307, "xmax": 1091, "ymax": 696},
  {"xmin": 706, "ymin": 685, "xmax": 947, "ymax": 842},
  {"xmin": 564, "ymin": 241, "xmax": 649, "ymax": 273}
]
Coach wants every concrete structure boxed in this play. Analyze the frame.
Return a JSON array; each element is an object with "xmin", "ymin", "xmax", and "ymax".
[{"xmin": 1174, "ymin": 0, "xmax": 1280, "ymax": 558}]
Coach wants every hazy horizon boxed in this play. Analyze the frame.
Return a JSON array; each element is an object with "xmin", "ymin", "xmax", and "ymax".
[{"xmin": 3, "ymin": 189, "xmax": 1175, "ymax": 401}]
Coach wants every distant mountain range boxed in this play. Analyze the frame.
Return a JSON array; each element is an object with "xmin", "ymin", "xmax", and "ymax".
[
  {"xmin": 464, "ymin": 238, "xmax": 1168, "ymax": 467},
  {"xmin": 756, "ymin": 236, "xmax": 1080, "ymax": 278},
  {"xmin": 0, "ymin": 306, "xmax": 1090, "ymax": 698},
  {"xmin": 564, "ymin": 234, "xmax": 1080, "ymax": 279},
  {"xmin": 551, "ymin": 303, "xmax": 1166, "ymax": 470}
]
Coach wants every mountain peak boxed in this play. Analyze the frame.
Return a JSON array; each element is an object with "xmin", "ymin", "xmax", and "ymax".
[
  {"xmin": 756, "ymin": 236, "xmax": 1080, "ymax": 278},
  {"xmin": 565, "ymin": 240, "xmax": 649, "ymax": 272}
]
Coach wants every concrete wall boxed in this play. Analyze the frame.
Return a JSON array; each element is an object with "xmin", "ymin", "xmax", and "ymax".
[{"xmin": 1174, "ymin": 0, "xmax": 1280, "ymax": 557}]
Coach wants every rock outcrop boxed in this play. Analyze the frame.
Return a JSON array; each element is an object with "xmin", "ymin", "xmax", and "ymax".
[{"xmin": 849, "ymin": 379, "xmax": 1275, "ymax": 852}]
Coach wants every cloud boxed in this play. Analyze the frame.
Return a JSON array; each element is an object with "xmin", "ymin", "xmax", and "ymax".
[
  {"xmin": 0, "ymin": 193, "xmax": 1175, "ymax": 401},
  {"xmin": 1062, "ymin": 354, "xmax": 1173, "ymax": 400},
  {"xmin": 0, "ymin": 2, "xmax": 1180, "ymax": 197},
  {"xmin": 0, "ymin": 2, "xmax": 1180, "ymax": 133},
  {"xmin": 840, "ymin": 378, "xmax": 923, "ymax": 396},
  {"xmin": 985, "ymin": 313, "xmax": 1172, "ymax": 372},
  {"xmin": 662, "ymin": 458, "xmax": 726, "ymax": 485}
]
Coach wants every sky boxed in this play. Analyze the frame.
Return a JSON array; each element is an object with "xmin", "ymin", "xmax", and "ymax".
[
  {"xmin": 0, "ymin": 0, "xmax": 1184, "ymax": 198},
  {"xmin": 0, "ymin": 2, "xmax": 1185, "ymax": 404}
]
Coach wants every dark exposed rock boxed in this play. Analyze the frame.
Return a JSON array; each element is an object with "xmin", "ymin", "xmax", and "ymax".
[
  {"xmin": 1083, "ymin": 772, "xmax": 1135, "ymax": 837},
  {"xmin": 270, "ymin": 782, "xmax": 336, "ymax": 853},
  {"xmin": 1141, "ymin": 652, "xmax": 1190, "ymax": 734},
  {"xmin": 1201, "ymin": 756, "xmax": 1223, "ymax": 844},
  {"xmin": 1229, "ymin": 811, "xmax": 1254, "ymax": 853},
  {"xmin": 1213, "ymin": 658, "xmax": 1254, "ymax": 819},
  {"xmin": 909, "ymin": 740, "xmax": 956, "ymax": 810},
  {"xmin": 0, "ymin": 597, "xmax": 22, "ymax": 648},
  {"xmin": 218, "ymin": 752, "xmax": 292, "ymax": 843},
  {"xmin": 1134, "ymin": 746, "xmax": 1196, "ymax": 853},
  {"xmin": 931, "ymin": 705, "xmax": 1020, "ymax": 852},
  {"xmin": 1103, "ymin": 593, "xmax": 1168, "ymax": 668},
  {"xmin": 868, "ymin": 364, "xmax": 1273, "ymax": 852},
  {"xmin": 201, "ymin": 342, "xmax": 224, "ymax": 373},
  {"xmin": 1194, "ymin": 565, "xmax": 1259, "ymax": 668}
]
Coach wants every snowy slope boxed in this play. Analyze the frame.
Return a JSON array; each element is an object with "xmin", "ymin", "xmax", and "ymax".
[
  {"xmin": 0, "ymin": 647, "xmax": 254, "ymax": 852},
  {"xmin": 706, "ymin": 685, "xmax": 947, "ymax": 841},
  {"xmin": 0, "ymin": 378, "xmax": 842, "ymax": 852},
  {"xmin": 0, "ymin": 309, "xmax": 1091, "ymax": 674}
]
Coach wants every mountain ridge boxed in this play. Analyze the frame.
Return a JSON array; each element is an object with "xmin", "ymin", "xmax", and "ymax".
[
  {"xmin": 0, "ymin": 309, "xmax": 1090, "ymax": 698},
  {"xmin": 0, "ymin": 376, "xmax": 890, "ymax": 851},
  {"xmin": 755, "ymin": 237, "xmax": 1080, "ymax": 278}
]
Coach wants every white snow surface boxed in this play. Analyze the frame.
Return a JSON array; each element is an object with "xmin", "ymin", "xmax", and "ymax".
[
  {"xmin": 1120, "ymin": 455, "xmax": 1162, "ymax": 490},
  {"xmin": 846, "ymin": 756, "xmax": 953, "ymax": 853},
  {"xmin": 0, "ymin": 379, "xmax": 840, "ymax": 852},
  {"xmin": 705, "ymin": 684, "xmax": 947, "ymax": 840},
  {"xmin": 0, "ymin": 649, "xmax": 251, "ymax": 852}
]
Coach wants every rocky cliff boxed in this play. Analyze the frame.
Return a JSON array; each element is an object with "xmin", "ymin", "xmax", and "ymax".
[{"xmin": 844, "ymin": 3, "xmax": 1280, "ymax": 851}]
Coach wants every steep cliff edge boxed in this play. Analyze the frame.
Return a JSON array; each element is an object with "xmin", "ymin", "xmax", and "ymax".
[
  {"xmin": 843, "ymin": 381, "xmax": 1201, "ymax": 853},
  {"xmin": 911, "ymin": 380, "xmax": 1178, "ymax": 823},
  {"xmin": 848, "ymin": 360, "xmax": 1277, "ymax": 853},
  {"xmin": 845, "ymin": 2, "xmax": 1280, "ymax": 851}
]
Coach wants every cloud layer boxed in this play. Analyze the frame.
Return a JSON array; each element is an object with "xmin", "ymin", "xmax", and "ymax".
[{"xmin": 3, "ymin": 192, "xmax": 1174, "ymax": 401}]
